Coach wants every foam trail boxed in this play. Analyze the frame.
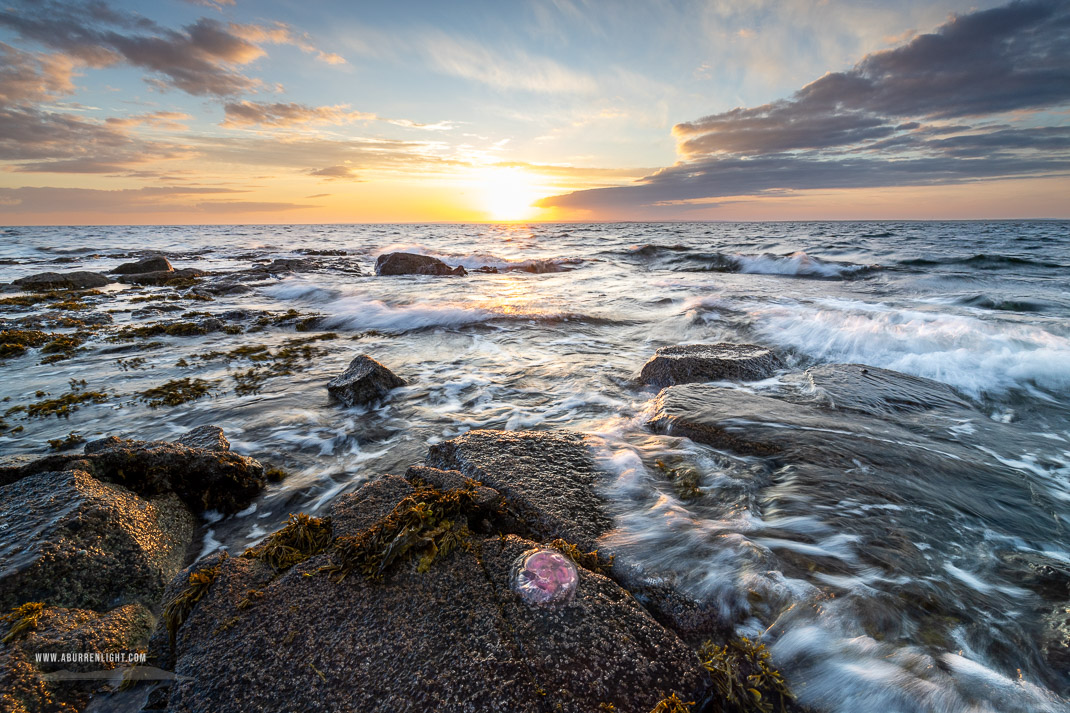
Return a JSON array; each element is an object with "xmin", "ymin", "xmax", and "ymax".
[{"xmin": 749, "ymin": 298, "xmax": 1070, "ymax": 397}]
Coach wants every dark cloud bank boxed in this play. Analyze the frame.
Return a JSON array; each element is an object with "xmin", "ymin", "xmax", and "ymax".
[{"xmin": 540, "ymin": 0, "xmax": 1070, "ymax": 212}]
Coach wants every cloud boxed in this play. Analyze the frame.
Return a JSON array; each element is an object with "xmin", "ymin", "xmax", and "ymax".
[
  {"xmin": 0, "ymin": 185, "xmax": 311, "ymax": 214},
  {"xmin": 106, "ymin": 111, "xmax": 192, "ymax": 130},
  {"xmin": 222, "ymin": 101, "xmax": 374, "ymax": 128},
  {"xmin": 308, "ymin": 165, "xmax": 360, "ymax": 181},
  {"xmin": 0, "ymin": 42, "xmax": 77, "ymax": 103},
  {"xmin": 424, "ymin": 32, "xmax": 596, "ymax": 93},
  {"xmin": 0, "ymin": 1, "xmax": 342, "ymax": 97},
  {"xmin": 541, "ymin": 0, "xmax": 1070, "ymax": 212}
]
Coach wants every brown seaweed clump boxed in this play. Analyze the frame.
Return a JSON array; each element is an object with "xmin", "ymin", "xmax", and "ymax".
[
  {"xmin": 323, "ymin": 484, "xmax": 490, "ymax": 581},
  {"xmin": 162, "ymin": 556, "xmax": 227, "ymax": 644},
  {"xmin": 700, "ymin": 637, "xmax": 795, "ymax": 713},
  {"xmin": 648, "ymin": 693, "xmax": 694, "ymax": 713},
  {"xmin": 138, "ymin": 377, "xmax": 215, "ymax": 407},
  {"xmin": 25, "ymin": 380, "xmax": 109, "ymax": 418},
  {"xmin": 243, "ymin": 514, "xmax": 333, "ymax": 572},
  {"xmin": 0, "ymin": 329, "xmax": 50, "ymax": 359},
  {"xmin": 1, "ymin": 602, "xmax": 45, "ymax": 644},
  {"xmin": 547, "ymin": 537, "xmax": 614, "ymax": 575}
]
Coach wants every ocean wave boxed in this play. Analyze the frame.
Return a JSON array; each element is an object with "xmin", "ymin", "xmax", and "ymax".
[
  {"xmin": 373, "ymin": 243, "xmax": 585, "ymax": 273},
  {"xmin": 898, "ymin": 254, "xmax": 1065, "ymax": 270},
  {"xmin": 637, "ymin": 250, "xmax": 877, "ymax": 279},
  {"xmin": 749, "ymin": 298, "xmax": 1070, "ymax": 397}
]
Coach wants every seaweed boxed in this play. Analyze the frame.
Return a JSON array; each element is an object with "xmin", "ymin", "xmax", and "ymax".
[
  {"xmin": 138, "ymin": 377, "xmax": 215, "ymax": 407},
  {"xmin": 25, "ymin": 380, "xmax": 108, "ymax": 418},
  {"xmin": 111, "ymin": 321, "xmax": 208, "ymax": 341},
  {"xmin": 162, "ymin": 555, "xmax": 227, "ymax": 644},
  {"xmin": 649, "ymin": 693, "xmax": 693, "ymax": 713},
  {"xmin": 243, "ymin": 513, "xmax": 333, "ymax": 572},
  {"xmin": 654, "ymin": 459, "xmax": 703, "ymax": 501},
  {"xmin": 0, "ymin": 329, "xmax": 50, "ymax": 358},
  {"xmin": 193, "ymin": 334, "xmax": 337, "ymax": 396},
  {"xmin": 1, "ymin": 602, "xmax": 45, "ymax": 644},
  {"xmin": 39, "ymin": 333, "xmax": 88, "ymax": 363},
  {"xmin": 548, "ymin": 538, "xmax": 614, "ymax": 575},
  {"xmin": 322, "ymin": 484, "xmax": 487, "ymax": 581},
  {"xmin": 699, "ymin": 637, "xmax": 794, "ymax": 713},
  {"xmin": 48, "ymin": 431, "xmax": 86, "ymax": 451}
]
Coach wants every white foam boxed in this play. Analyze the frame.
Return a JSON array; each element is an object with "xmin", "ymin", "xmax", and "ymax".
[
  {"xmin": 735, "ymin": 251, "xmax": 873, "ymax": 278},
  {"xmin": 749, "ymin": 298, "xmax": 1070, "ymax": 397}
]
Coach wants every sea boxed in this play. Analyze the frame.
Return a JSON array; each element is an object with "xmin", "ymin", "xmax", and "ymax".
[{"xmin": 1, "ymin": 221, "xmax": 1068, "ymax": 712}]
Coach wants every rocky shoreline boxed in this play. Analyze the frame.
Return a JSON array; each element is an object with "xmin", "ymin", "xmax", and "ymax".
[{"xmin": 2, "ymin": 253, "xmax": 1068, "ymax": 712}]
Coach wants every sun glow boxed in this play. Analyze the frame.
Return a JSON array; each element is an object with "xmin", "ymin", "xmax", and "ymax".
[{"xmin": 476, "ymin": 167, "xmax": 544, "ymax": 221}]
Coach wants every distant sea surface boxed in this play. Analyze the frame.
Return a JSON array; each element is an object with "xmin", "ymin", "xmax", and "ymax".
[{"xmin": 2, "ymin": 221, "xmax": 1069, "ymax": 712}]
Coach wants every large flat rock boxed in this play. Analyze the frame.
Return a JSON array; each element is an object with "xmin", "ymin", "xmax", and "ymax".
[
  {"xmin": 0, "ymin": 469, "xmax": 195, "ymax": 611},
  {"xmin": 157, "ymin": 477, "xmax": 707, "ymax": 713}
]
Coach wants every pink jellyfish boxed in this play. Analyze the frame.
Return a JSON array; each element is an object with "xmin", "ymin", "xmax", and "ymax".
[{"xmin": 513, "ymin": 548, "xmax": 578, "ymax": 607}]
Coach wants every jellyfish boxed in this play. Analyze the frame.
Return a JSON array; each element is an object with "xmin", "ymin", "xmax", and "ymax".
[{"xmin": 513, "ymin": 548, "xmax": 578, "ymax": 607}]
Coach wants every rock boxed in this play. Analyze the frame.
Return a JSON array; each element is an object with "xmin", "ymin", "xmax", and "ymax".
[
  {"xmin": 639, "ymin": 343, "xmax": 783, "ymax": 388},
  {"xmin": 326, "ymin": 355, "xmax": 406, "ymax": 407},
  {"xmin": 174, "ymin": 425, "xmax": 230, "ymax": 452},
  {"xmin": 0, "ymin": 603, "xmax": 156, "ymax": 713},
  {"xmin": 0, "ymin": 469, "xmax": 195, "ymax": 611},
  {"xmin": 424, "ymin": 430, "xmax": 722, "ymax": 641},
  {"xmin": 110, "ymin": 256, "xmax": 173, "ymax": 275},
  {"xmin": 327, "ymin": 474, "xmax": 416, "ymax": 538},
  {"xmin": 783, "ymin": 363, "xmax": 971, "ymax": 416},
  {"xmin": 0, "ymin": 435, "xmax": 266, "ymax": 515},
  {"xmin": 117, "ymin": 267, "xmax": 205, "ymax": 286},
  {"xmin": 473, "ymin": 265, "xmax": 499, "ymax": 273},
  {"xmin": 158, "ymin": 479, "xmax": 707, "ymax": 713},
  {"xmin": 12, "ymin": 271, "xmax": 112, "ymax": 290},
  {"xmin": 253, "ymin": 258, "xmax": 314, "ymax": 273},
  {"xmin": 426, "ymin": 430, "xmax": 611, "ymax": 552},
  {"xmin": 374, "ymin": 252, "xmax": 467, "ymax": 277}
]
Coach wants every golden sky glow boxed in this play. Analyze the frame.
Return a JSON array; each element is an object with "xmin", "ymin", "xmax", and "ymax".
[{"xmin": 0, "ymin": 0, "xmax": 1068, "ymax": 224}]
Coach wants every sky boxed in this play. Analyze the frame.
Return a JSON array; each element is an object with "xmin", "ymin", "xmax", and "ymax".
[{"xmin": 0, "ymin": 0, "xmax": 1067, "ymax": 224}]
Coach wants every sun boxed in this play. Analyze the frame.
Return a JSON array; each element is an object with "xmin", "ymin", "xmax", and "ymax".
[{"xmin": 476, "ymin": 167, "xmax": 543, "ymax": 221}]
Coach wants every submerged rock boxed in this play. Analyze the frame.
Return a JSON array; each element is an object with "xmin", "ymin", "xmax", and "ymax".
[
  {"xmin": 640, "ymin": 343, "xmax": 783, "ymax": 388},
  {"xmin": 174, "ymin": 424, "xmax": 230, "ymax": 452},
  {"xmin": 12, "ymin": 271, "xmax": 112, "ymax": 290},
  {"xmin": 156, "ymin": 477, "xmax": 707, "ymax": 713},
  {"xmin": 117, "ymin": 267, "xmax": 205, "ymax": 286},
  {"xmin": 784, "ymin": 362, "xmax": 971, "ymax": 416},
  {"xmin": 0, "ymin": 469, "xmax": 195, "ymax": 611},
  {"xmin": 111, "ymin": 255, "xmax": 173, "ymax": 275},
  {"xmin": 326, "ymin": 354, "xmax": 406, "ymax": 407},
  {"xmin": 374, "ymin": 252, "xmax": 467, "ymax": 277},
  {"xmin": 0, "ymin": 432, "xmax": 266, "ymax": 515}
]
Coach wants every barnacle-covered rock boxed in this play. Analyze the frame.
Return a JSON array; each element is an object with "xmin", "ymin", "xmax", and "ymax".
[{"xmin": 0, "ymin": 469, "xmax": 194, "ymax": 611}]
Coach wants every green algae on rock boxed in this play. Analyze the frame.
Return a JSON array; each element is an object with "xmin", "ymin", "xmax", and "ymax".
[{"xmin": 138, "ymin": 377, "xmax": 215, "ymax": 407}]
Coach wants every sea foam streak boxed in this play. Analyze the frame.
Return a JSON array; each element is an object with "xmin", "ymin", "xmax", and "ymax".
[{"xmin": 748, "ymin": 297, "xmax": 1070, "ymax": 397}]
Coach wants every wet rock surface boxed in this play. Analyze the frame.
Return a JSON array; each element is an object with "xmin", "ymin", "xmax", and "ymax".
[
  {"xmin": 173, "ymin": 425, "xmax": 229, "ymax": 452},
  {"xmin": 639, "ymin": 343, "xmax": 783, "ymax": 388},
  {"xmin": 117, "ymin": 268, "xmax": 206, "ymax": 286},
  {"xmin": 426, "ymin": 430, "xmax": 611, "ymax": 551},
  {"xmin": 111, "ymin": 256, "xmax": 173, "ymax": 275},
  {"xmin": 326, "ymin": 354, "xmax": 406, "ymax": 407},
  {"xmin": 157, "ymin": 477, "xmax": 707, "ymax": 713},
  {"xmin": 11, "ymin": 271, "xmax": 112, "ymax": 290},
  {"xmin": 374, "ymin": 252, "xmax": 467, "ymax": 277},
  {"xmin": 0, "ymin": 469, "xmax": 194, "ymax": 611},
  {"xmin": 783, "ymin": 362, "xmax": 972, "ymax": 416},
  {"xmin": 0, "ymin": 433, "xmax": 265, "ymax": 515}
]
